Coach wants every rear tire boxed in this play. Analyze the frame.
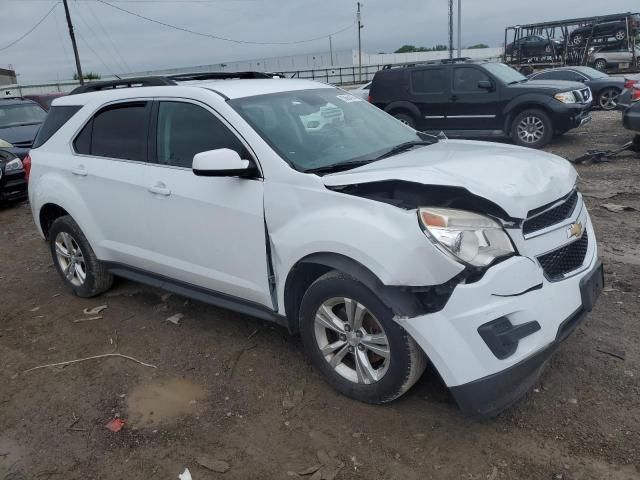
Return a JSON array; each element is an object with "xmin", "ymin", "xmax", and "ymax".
[
  {"xmin": 511, "ymin": 109, "xmax": 553, "ymax": 149},
  {"xmin": 299, "ymin": 270, "xmax": 427, "ymax": 404},
  {"xmin": 392, "ymin": 112, "xmax": 417, "ymax": 129},
  {"xmin": 614, "ymin": 29, "xmax": 626, "ymax": 41},
  {"xmin": 49, "ymin": 215, "xmax": 113, "ymax": 298},
  {"xmin": 594, "ymin": 59, "xmax": 607, "ymax": 71},
  {"xmin": 572, "ymin": 34, "xmax": 584, "ymax": 46},
  {"xmin": 598, "ymin": 87, "xmax": 620, "ymax": 111}
]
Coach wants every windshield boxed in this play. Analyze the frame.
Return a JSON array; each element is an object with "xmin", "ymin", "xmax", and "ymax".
[
  {"xmin": 0, "ymin": 103, "xmax": 46, "ymax": 129},
  {"xmin": 230, "ymin": 88, "xmax": 432, "ymax": 173},
  {"xmin": 483, "ymin": 62, "xmax": 526, "ymax": 84}
]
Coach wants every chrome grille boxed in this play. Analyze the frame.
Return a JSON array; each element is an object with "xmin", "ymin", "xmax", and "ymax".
[
  {"xmin": 537, "ymin": 231, "xmax": 589, "ymax": 280},
  {"xmin": 522, "ymin": 190, "xmax": 579, "ymax": 236}
]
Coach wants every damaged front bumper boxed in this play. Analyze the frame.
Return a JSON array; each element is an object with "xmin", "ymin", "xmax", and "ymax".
[{"xmin": 396, "ymin": 221, "xmax": 602, "ymax": 418}]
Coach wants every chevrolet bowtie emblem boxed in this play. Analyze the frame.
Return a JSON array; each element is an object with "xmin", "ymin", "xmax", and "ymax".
[{"xmin": 567, "ymin": 222, "xmax": 583, "ymax": 239}]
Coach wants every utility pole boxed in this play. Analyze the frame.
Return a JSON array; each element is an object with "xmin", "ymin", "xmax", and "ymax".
[
  {"xmin": 448, "ymin": 0, "xmax": 453, "ymax": 59},
  {"xmin": 457, "ymin": 0, "xmax": 462, "ymax": 57},
  {"xmin": 329, "ymin": 35, "xmax": 334, "ymax": 66},
  {"xmin": 62, "ymin": 0, "xmax": 84, "ymax": 84},
  {"xmin": 357, "ymin": 1, "xmax": 363, "ymax": 82}
]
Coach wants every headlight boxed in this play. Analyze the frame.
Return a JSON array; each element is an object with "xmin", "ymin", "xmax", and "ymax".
[
  {"xmin": 554, "ymin": 91, "xmax": 577, "ymax": 104},
  {"xmin": 418, "ymin": 207, "xmax": 515, "ymax": 267},
  {"xmin": 4, "ymin": 158, "xmax": 23, "ymax": 173}
]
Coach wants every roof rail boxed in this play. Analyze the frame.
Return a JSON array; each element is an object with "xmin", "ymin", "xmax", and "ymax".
[
  {"xmin": 69, "ymin": 76, "xmax": 176, "ymax": 95},
  {"xmin": 167, "ymin": 71, "xmax": 274, "ymax": 82}
]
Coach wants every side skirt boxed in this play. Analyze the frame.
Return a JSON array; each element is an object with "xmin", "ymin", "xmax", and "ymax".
[{"xmin": 103, "ymin": 262, "xmax": 288, "ymax": 327}]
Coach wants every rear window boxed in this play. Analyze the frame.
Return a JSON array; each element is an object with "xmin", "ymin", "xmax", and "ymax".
[
  {"xmin": 33, "ymin": 105, "xmax": 82, "ymax": 148},
  {"xmin": 411, "ymin": 68, "xmax": 448, "ymax": 94}
]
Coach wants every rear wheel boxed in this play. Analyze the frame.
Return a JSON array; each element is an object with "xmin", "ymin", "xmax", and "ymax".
[
  {"xmin": 511, "ymin": 109, "xmax": 553, "ymax": 149},
  {"xmin": 572, "ymin": 33, "xmax": 584, "ymax": 46},
  {"xmin": 299, "ymin": 271, "xmax": 427, "ymax": 404},
  {"xmin": 598, "ymin": 87, "xmax": 620, "ymax": 111},
  {"xmin": 49, "ymin": 215, "xmax": 113, "ymax": 298},
  {"xmin": 392, "ymin": 112, "xmax": 416, "ymax": 129},
  {"xmin": 614, "ymin": 29, "xmax": 626, "ymax": 41}
]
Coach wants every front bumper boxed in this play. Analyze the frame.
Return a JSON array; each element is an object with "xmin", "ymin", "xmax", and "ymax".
[
  {"xmin": 622, "ymin": 103, "xmax": 640, "ymax": 132},
  {"xmin": 398, "ymin": 204, "xmax": 601, "ymax": 417},
  {"xmin": 550, "ymin": 104, "xmax": 591, "ymax": 133},
  {"xmin": 0, "ymin": 171, "xmax": 28, "ymax": 202}
]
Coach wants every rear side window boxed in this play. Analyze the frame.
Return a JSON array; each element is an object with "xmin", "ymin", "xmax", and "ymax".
[
  {"xmin": 74, "ymin": 102, "xmax": 149, "ymax": 161},
  {"xmin": 411, "ymin": 68, "xmax": 448, "ymax": 93},
  {"xmin": 33, "ymin": 105, "xmax": 82, "ymax": 148}
]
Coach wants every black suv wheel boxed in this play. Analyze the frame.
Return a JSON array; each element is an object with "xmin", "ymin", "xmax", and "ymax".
[
  {"xmin": 511, "ymin": 109, "xmax": 553, "ymax": 149},
  {"xmin": 391, "ymin": 111, "xmax": 416, "ymax": 129}
]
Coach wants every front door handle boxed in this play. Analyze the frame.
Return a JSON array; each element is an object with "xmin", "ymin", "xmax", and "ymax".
[
  {"xmin": 71, "ymin": 165, "xmax": 88, "ymax": 176},
  {"xmin": 148, "ymin": 183, "xmax": 171, "ymax": 196}
]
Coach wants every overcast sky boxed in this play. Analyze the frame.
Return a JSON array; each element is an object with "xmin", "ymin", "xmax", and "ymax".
[{"xmin": 1, "ymin": 0, "xmax": 637, "ymax": 83}]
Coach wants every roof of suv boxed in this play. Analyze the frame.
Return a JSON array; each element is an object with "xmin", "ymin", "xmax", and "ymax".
[{"xmin": 55, "ymin": 78, "xmax": 333, "ymax": 106}]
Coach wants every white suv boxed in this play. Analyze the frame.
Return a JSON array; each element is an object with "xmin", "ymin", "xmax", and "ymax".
[{"xmin": 28, "ymin": 74, "xmax": 603, "ymax": 417}]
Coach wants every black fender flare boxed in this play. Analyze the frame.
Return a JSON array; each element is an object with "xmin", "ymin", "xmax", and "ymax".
[
  {"xmin": 383, "ymin": 101, "xmax": 421, "ymax": 120},
  {"xmin": 283, "ymin": 252, "xmax": 429, "ymax": 333},
  {"xmin": 503, "ymin": 95, "xmax": 555, "ymax": 133}
]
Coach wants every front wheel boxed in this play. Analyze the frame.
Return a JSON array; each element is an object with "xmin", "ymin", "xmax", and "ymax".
[
  {"xmin": 299, "ymin": 271, "xmax": 427, "ymax": 404},
  {"xmin": 49, "ymin": 215, "xmax": 113, "ymax": 297},
  {"xmin": 572, "ymin": 34, "xmax": 584, "ymax": 46},
  {"xmin": 511, "ymin": 109, "xmax": 553, "ymax": 149},
  {"xmin": 614, "ymin": 29, "xmax": 626, "ymax": 41},
  {"xmin": 593, "ymin": 59, "xmax": 607, "ymax": 71},
  {"xmin": 392, "ymin": 112, "xmax": 417, "ymax": 129},
  {"xmin": 598, "ymin": 87, "xmax": 620, "ymax": 111}
]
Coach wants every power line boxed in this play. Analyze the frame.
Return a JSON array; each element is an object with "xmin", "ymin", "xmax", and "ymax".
[
  {"xmin": 93, "ymin": 0, "xmax": 355, "ymax": 45},
  {"xmin": 84, "ymin": 0, "xmax": 133, "ymax": 71},
  {"xmin": 0, "ymin": 2, "xmax": 60, "ymax": 52}
]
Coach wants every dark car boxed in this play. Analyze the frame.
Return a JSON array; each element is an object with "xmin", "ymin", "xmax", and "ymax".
[
  {"xmin": 505, "ymin": 35, "xmax": 564, "ymax": 57},
  {"xmin": 0, "ymin": 98, "xmax": 47, "ymax": 159},
  {"xmin": 23, "ymin": 93, "xmax": 66, "ymax": 111},
  {"xmin": 528, "ymin": 66, "xmax": 624, "ymax": 110},
  {"xmin": 623, "ymin": 101, "xmax": 640, "ymax": 131},
  {"xmin": 0, "ymin": 149, "xmax": 27, "ymax": 204},
  {"xmin": 569, "ymin": 13, "xmax": 640, "ymax": 46},
  {"xmin": 369, "ymin": 60, "xmax": 592, "ymax": 149},
  {"xmin": 617, "ymin": 73, "xmax": 640, "ymax": 111}
]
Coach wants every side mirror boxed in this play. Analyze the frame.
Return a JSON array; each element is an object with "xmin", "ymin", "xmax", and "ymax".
[
  {"xmin": 478, "ymin": 80, "xmax": 494, "ymax": 91},
  {"xmin": 192, "ymin": 148, "xmax": 255, "ymax": 177}
]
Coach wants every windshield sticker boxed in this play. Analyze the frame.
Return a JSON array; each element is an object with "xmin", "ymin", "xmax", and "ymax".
[{"xmin": 336, "ymin": 94, "xmax": 363, "ymax": 103}]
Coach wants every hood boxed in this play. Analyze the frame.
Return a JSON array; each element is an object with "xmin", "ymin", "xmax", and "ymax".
[
  {"xmin": 518, "ymin": 80, "xmax": 586, "ymax": 92},
  {"xmin": 0, "ymin": 123, "xmax": 40, "ymax": 147},
  {"xmin": 322, "ymin": 140, "xmax": 577, "ymax": 219}
]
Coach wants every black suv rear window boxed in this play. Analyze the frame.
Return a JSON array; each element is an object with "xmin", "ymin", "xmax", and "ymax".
[{"xmin": 33, "ymin": 105, "xmax": 82, "ymax": 148}]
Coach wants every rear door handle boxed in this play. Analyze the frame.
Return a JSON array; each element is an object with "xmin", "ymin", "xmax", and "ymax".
[
  {"xmin": 71, "ymin": 165, "xmax": 88, "ymax": 176},
  {"xmin": 148, "ymin": 183, "xmax": 171, "ymax": 196}
]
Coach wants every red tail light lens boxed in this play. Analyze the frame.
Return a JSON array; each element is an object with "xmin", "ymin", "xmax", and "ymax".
[
  {"xmin": 367, "ymin": 95, "xmax": 372, "ymax": 103},
  {"xmin": 632, "ymin": 88, "xmax": 640, "ymax": 102},
  {"xmin": 624, "ymin": 79, "xmax": 639, "ymax": 89},
  {"xmin": 23, "ymin": 153, "xmax": 32, "ymax": 182}
]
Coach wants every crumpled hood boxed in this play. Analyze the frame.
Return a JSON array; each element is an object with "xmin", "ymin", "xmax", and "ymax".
[{"xmin": 322, "ymin": 140, "xmax": 577, "ymax": 219}]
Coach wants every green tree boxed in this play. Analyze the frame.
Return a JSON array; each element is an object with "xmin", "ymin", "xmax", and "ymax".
[
  {"xmin": 394, "ymin": 45, "xmax": 417, "ymax": 53},
  {"xmin": 73, "ymin": 72, "xmax": 101, "ymax": 81},
  {"xmin": 467, "ymin": 43, "xmax": 489, "ymax": 49}
]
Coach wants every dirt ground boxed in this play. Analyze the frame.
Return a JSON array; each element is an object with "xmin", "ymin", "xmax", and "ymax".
[{"xmin": 1, "ymin": 110, "xmax": 639, "ymax": 480}]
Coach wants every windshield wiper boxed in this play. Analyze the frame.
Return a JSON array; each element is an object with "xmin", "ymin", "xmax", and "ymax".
[
  {"xmin": 306, "ymin": 160, "xmax": 375, "ymax": 175},
  {"xmin": 374, "ymin": 140, "xmax": 435, "ymax": 161}
]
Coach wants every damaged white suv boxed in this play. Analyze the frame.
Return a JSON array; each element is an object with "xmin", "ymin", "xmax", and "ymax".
[{"xmin": 28, "ymin": 75, "xmax": 603, "ymax": 417}]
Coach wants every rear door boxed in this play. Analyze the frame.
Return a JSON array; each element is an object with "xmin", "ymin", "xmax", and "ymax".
[
  {"xmin": 71, "ymin": 100, "xmax": 154, "ymax": 268},
  {"xmin": 445, "ymin": 66, "xmax": 501, "ymax": 131},
  {"xmin": 408, "ymin": 67, "xmax": 450, "ymax": 130},
  {"xmin": 142, "ymin": 99, "xmax": 271, "ymax": 307}
]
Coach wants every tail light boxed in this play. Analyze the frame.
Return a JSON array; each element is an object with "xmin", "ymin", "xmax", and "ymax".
[
  {"xmin": 23, "ymin": 153, "xmax": 32, "ymax": 182},
  {"xmin": 367, "ymin": 95, "xmax": 372, "ymax": 103},
  {"xmin": 624, "ymin": 79, "xmax": 639, "ymax": 89},
  {"xmin": 632, "ymin": 87, "xmax": 640, "ymax": 102}
]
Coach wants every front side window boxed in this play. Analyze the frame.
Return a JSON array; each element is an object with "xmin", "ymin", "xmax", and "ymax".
[
  {"xmin": 0, "ymin": 103, "xmax": 46, "ymax": 129},
  {"xmin": 230, "ymin": 88, "xmax": 435, "ymax": 173},
  {"xmin": 453, "ymin": 67, "xmax": 491, "ymax": 92},
  {"xmin": 155, "ymin": 101, "xmax": 245, "ymax": 168},
  {"xmin": 75, "ymin": 102, "xmax": 149, "ymax": 161}
]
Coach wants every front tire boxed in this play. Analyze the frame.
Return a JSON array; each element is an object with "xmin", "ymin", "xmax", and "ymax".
[
  {"xmin": 572, "ymin": 34, "xmax": 584, "ymax": 46},
  {"xmin": 49, "ymin": 215, "xmax": 113, "ymax": 298},
  {"xmin": 299, "ymin": 271, "xmax": 426, "ymax": 404},
  {"xmin": 511, "ymin": 109, "xmax": 553, "ymax": 149},
  {"xmin": 593, "ymin": 59, "xmax": 607, "ymax": 71},
  {"xmin": 614, "ymin": 29, "xmax": 626, "ymax": 41}
]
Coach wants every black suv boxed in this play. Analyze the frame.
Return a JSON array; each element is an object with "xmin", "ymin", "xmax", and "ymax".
[
  {"xmin": 369, "ymin": 60, "xmax": 592, "ymax": 148},
  {"xmin": 569, "ymin": 13, "xmax": 640, "ymax": 46}
]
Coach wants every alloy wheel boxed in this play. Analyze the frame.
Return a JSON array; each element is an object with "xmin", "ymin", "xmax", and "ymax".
[
  {"xmin": 599, "ymin": 89, "xmax": 619, "ymax": 110},
  {"xmin": 594, "ymin": 59, "xmax": 607, "ymax": 71},
  {"xmin": 516, "ymin": 116, "xmax": 545, "ymax": 144},
  {"xmin": 572, "ymin": 34, "xmax": 583, "ymax": 46},
  {"xmin": 314, "ymin": 297, "xmax": 390, "ymax": 385},
  {"xmin": 615, "ymin": 30, "xmax": 626, "ymax": 41},
  {"xmin": 54, "ymin": 232, "xmax": 87, "ymax": 287}
]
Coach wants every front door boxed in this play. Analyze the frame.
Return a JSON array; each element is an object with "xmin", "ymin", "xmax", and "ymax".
[
  {"xmin": 143, "ymin": 100, "xmax": 271, "ymax": 307},
  {"xmin": 445, "ymin": 66, "xmax": 501, "ymax": 131}
]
